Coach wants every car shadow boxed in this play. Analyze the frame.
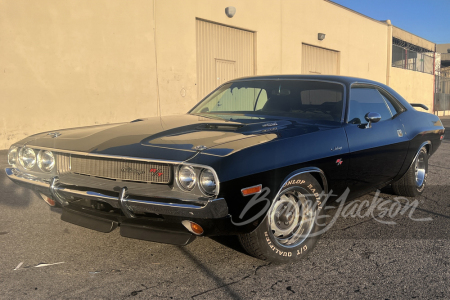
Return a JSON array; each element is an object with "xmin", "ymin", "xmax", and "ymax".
[{"xmin": 209, "ymin": 235, "xmax": 247, "ymax": 255}]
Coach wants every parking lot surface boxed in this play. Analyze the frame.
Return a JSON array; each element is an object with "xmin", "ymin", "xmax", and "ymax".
[{"xmin": 0, "ymin": 118, "xmax": 449, "ymax": 299}]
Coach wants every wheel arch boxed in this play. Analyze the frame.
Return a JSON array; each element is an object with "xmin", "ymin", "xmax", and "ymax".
[
  {"xmin": 424, "ymin": 141, "xmax": 432, "ymax": 156},
  {"xmin": 280, "ymin": 167, "xmax": 328, "ymax": 194},
  {"xmin": 413, "ymin": 141, "xmax": 431, "ymax": 167}
]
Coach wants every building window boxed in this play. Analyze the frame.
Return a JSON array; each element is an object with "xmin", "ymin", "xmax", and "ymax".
[{"xmin": 392, "ymin": 38, "xmax": 434, "ymax": 75}]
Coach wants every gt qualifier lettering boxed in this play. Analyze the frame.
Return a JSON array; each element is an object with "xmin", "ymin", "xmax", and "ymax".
[
  {"xmin": 297, "ymin": 245, "xmax": 308, "ymax": 255},
  {"xmin": 265, "ymin": 231, "xmax": 292, "ymax": 257},
  {"xmin": 264, "ymin": 231, "xmax": 308, "ymax": 256}
]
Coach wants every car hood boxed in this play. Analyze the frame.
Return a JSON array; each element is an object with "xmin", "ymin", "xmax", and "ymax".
[{"xmin": 20, "ymin": 114, "xmax": 331, "ymax": 161}]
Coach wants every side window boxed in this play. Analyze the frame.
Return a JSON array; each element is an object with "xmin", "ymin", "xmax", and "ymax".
[
  {"xmin": 348, "ymin": 88, "xmax": 393, "ymax": 124},
  {"xmin": 379, "ymin": 91, "xmax": 401, "ymax": 116}
]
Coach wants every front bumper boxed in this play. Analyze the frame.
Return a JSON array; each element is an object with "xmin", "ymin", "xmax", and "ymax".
[
  {"xmin": 5, "ymin": 168, "xmax": 228, "ymax": 220},
  {"xmin": 6, "ymin": 167, "xmax": 231, "ymax": 245}
]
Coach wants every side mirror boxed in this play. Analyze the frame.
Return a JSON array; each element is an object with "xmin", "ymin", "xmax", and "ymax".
[{"xmin": 364, "ymin": 112, "xmax": 381, "ymax": 128}]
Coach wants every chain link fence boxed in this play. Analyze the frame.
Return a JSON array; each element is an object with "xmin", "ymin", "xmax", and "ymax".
[
  {"xmin": 435, "ymin": 93, "xmax": 450, "ymax": 113},
  {"xmin": 392, "ymin": 45, "xmax": 434, "ymax": 74}
]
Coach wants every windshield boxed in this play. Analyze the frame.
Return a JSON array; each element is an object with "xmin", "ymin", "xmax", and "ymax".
[{"xmin": 189, "ymin": 80, "xmax": 344, "ymax": 122}]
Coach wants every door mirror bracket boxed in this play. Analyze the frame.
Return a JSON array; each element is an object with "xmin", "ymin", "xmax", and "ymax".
[{"xmin": 364, "ymin": 112, "xmax": 381, "ymax": 129}]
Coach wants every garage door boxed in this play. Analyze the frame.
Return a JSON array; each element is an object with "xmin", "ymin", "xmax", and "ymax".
[
  {"xmin": 196, "ymin": 19, "xmax": 255, "ymax": 100},
  {"xmin": 302, "ymin": 44, "xmax": 340, "ymax": 75}
]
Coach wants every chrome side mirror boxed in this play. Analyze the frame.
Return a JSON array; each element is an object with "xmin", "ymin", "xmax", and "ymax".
[{"xmin": 364, "ymin": 112, "xmax": 381, "ymax": 128}]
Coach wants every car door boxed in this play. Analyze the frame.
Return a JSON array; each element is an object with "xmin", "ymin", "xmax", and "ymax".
[{"xmin": 344, "ymin": 84, "xmax": 408, "ymax": 196}]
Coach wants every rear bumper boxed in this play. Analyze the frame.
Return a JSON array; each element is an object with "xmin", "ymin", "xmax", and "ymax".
[{"xmin": 5, "ymin": 168, "xmax": 229, "ymax": 219}]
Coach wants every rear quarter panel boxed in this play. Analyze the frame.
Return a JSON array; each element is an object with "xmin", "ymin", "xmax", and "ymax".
[{"xmin": 393, "ymin": 110, "xmax": 444, "ymax": 181}]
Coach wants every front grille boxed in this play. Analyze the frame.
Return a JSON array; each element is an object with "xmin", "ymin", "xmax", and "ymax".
[
  {"xmin": 56, "ymin": 153, "xmax": 71, "ymax": 175},
  {"xmin": 57, "ymin": 154, "xmax": 171, "ymax": 184}
]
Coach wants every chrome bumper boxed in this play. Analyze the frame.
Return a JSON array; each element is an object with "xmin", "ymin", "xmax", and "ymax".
[{"xmin": 5, "ymin": 168, "xmax": 228, "ymax": 219}]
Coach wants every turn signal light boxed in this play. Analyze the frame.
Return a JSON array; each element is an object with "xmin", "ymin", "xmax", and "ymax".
[
  {"xmin": 241, "ymin": 184, "xmax": 262, "ymax": 196},
  {"xmin": 182, "ymin": 220, "xmax": 204, "ymax": 235},
  {"xmin": 441, "ymin": 135, "xmax": 444, "ymax": 140},
  {"xmin": 39, "ymin": 193, "xmax": 56, "ymax": 206},
  {"xmin": 190, "ymin": 222, "xmax": 204, "ymax": 235}
]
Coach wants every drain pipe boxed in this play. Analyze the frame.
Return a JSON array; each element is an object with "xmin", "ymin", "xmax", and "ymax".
[{"xmin": 385, "ymin": 20, "xmax": 392, "ymax": 86}]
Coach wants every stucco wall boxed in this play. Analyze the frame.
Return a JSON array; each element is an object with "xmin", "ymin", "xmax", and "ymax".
[
  {"xmin": 389, "ymin": 67, "xmax": 434, "ymax": 111},
  {"xmin": 0, "ymin": 0, "xmax": 434, "ymax": 149},
  {"xmin": 0, "ymin": 0, "xmax": 158, "ymax": 149}
]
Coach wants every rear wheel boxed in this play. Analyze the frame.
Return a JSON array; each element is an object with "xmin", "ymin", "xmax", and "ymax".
[
  {"xmin": 238, "ymin": 173, "xmax": 325, "ymax": 263},
  {"xmin": 392, "ymin": 146, "xmax": 428, "ymax": 197}
]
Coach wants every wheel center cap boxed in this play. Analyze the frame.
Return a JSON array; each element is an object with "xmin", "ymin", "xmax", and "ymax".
[{"xmin": 279, "ymin": 211, "xmax": 294, "ymax": 224}]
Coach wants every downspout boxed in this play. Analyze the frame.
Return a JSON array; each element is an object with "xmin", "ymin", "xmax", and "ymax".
[
  {"xmin": 280, "ymin": 0, "xmax": 283, "ymax": 74},
  {"xmin": 433, "ymin": 49, "xmax": 436, "ymax": 114},
  {"xmin": 153, "ymin": 0, "xmax": 162, "ymax": 117},
  {"xmin": 385, "ymin": 20, "xmax": 392, "ymax": 86}
]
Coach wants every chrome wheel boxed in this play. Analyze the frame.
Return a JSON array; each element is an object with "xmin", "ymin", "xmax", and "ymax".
[
  {"xmin": 415, "ymin": 150, "xmax": 427, "ymax": 187},
  {"xmin": 268, "ymin": 187, "xmax": 316, "ymax": 248}
]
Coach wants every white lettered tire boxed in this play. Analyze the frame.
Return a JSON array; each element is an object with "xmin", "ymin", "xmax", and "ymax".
[{"xmin": 238, "ymin": 173, "xmax": 325, "ymax": 263}]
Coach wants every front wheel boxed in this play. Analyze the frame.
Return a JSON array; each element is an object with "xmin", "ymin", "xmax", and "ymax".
[{"xmin": 238, "ymin": 173, "xmax": 325, "ymax": 263}]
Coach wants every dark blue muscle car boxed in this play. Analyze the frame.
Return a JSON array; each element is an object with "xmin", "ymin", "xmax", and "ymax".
[{"xmin": 6, "ymin": 75, "xmax": 445, "ymax": 262}]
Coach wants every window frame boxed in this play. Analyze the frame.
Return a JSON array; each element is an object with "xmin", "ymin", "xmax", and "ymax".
[
  {"xmin": 189, "ymin": 79, "xmax": 348, "ymax": 123},
  {"xmin": 346, "ymin": 83, "xmax": 406, "ymax": 124}
]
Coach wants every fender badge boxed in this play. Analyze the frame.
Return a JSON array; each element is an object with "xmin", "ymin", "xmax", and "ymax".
[
  {"xmin": 336, "ymin": 158, "xmax": 343, "ymax": 166},
  {"xmin": 262, "ymin": 122, "xmax": 278, "ymax": 127},
  {"xmin": 194, "ymin": 145, "xmax": 207, "ymax": 151},
  {"xmin": 397, "ymin": 129, "xmax": 403, "ymax": 137},
  {"xmin": 47, "ymin": 132, "xmax": 62, "ymax": 138}
]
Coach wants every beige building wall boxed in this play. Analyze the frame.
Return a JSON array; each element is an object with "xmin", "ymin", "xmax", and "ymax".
[
  {"xmin": 1, "ymin": 0, "xmax": 159, "ymax": 150},
  {"xmin": 392, "ymin": 27, "xmax": 435, "ymax": 52},
  {"xmin": 436, "ymin": 44, "xmax": 450, "ymax": 54},
  {"xmin": 389, "ymin": 68, "xmax": 434, "ymax": 111},
  {"xmin": 0, "ymin": 0, "xmax": 435, "ymax": 149}
]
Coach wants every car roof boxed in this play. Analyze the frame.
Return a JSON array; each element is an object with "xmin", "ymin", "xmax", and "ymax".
[
  {"xmin": 229, "ymin": 74, "xmax": 382, "ymax": 86},
  {"xmin": 228, "ymin": 74, "xmax": 413, "ymax": 110}
]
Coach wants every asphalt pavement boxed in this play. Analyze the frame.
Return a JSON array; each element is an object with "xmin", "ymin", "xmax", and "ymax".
[{"xmin": 0, "ymin": 118, "xmax": 449, "ymax": 299}]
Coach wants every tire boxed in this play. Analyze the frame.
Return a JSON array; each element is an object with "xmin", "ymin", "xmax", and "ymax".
[
  {"xmin": 392, "ymin": 146, "xmax": 428, "ymax": 197},
  {"xmin": 238, "ymin": 173, "xmax": 325, "ymax": 263}
]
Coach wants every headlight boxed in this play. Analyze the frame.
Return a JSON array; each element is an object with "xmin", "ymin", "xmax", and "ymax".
[
  {"xmin": 37, "ymin": 150, "xmax": 55, "ymax": 172},
  {"xmin": 178, "ymin": 166, "xmax": 196, "ymax": 191},
  {"xmin": 199, "ymin": 169, "xmax": 217, "ymax": 195},
  {"xmin": 7, "ymin": 146, "xmax": 19, "ymax": 166},
  {"xmin": 19, "ymin": 147, "xmax": 36, "ymax": 170}
]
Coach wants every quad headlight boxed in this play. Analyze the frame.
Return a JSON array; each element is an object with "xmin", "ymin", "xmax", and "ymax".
[
  {"xmin": 7, "ymin": 146, "xmax": 19, "ymax": 166},
  {"xmin": 177, "ymin": 165, "xmax": 197, "ymax": 191},
  {"xmin": 177, "ymin": 165, "xmax": 218, "ymax": 196},
  {"xmin": 199, "ymin": 169, "xmax": 217, "ymax": 195},
  {"xmin": 37, "ymin": 150, "xmax": 55, "ymax": 172},
  {"xmin": 10, "ymin": 146, "xmax": 55, "ymax": 173},
  {"xmin": 18, "ymin": 147, "xmax": 37, "ymax": 170}
]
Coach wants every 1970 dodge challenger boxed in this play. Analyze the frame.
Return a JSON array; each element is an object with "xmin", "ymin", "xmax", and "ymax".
[{"xmin": 6, "ymin": 75, "xmax": 445, "ymax": 263}]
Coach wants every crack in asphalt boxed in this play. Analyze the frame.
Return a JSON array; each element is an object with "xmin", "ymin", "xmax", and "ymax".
[
  {"xmin": 270, "ymin": 280, "xmax": 282, "ymax": 290},
  {"xmin": 428, "ymin": 164, "xmax": 450, "ymax": 170},
  {"xmin": 190, "ymin": 262, "xmax": 272, "ymax": 299},
  {"xmin": 190, "ymin": 274, "xmax": 251, "ymax": 299},
  {"xmin": 125, "ymin": 284, "xmax": 156, "ymax": 298}
]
